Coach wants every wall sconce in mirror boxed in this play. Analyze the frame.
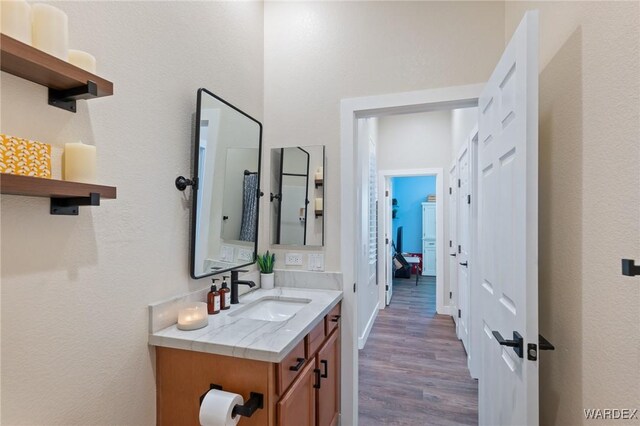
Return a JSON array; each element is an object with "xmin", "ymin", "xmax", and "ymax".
[{"xmin": 270, "ymin": 145, "xmax": 325, "ymax": 247}]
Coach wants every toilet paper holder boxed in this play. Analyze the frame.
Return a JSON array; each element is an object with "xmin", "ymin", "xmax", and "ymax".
[{"xmin": 199, "ymin": 384, "xmax": 264, "ymax": 419}]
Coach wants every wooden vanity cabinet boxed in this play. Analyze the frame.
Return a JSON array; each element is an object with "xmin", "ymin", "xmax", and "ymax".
[
  {"xmin": 279, "ymin": 303, "xmax": 341, "ymax": 426},
  {"xmin": 155, "ymin": 302, "xmax": 340, "ymax": 426}
]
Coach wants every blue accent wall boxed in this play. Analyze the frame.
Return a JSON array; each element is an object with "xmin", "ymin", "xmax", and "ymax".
[{"xmin": 392, "ymin": 176, "xmax": 436, "ymax": 253}]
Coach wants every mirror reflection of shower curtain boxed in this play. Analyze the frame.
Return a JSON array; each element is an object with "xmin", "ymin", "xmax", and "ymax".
[{"xmin": 239, "ymin": 173, "xmax": 258, "ymax": 241}]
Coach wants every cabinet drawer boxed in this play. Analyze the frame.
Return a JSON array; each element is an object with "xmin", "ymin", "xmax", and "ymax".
[
  {"xmin": 324, "ymin": 303, "xmax": 341, "ymax": 336},
  {"xmin": 305, "ymin": 320, "xmax": 325, "ymax": 359},
  {"xmin": 277, "ymin": 338, "xmax": 307, "ymax": 396}
]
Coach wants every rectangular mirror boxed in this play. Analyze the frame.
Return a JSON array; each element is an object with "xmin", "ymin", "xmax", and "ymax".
[
  {"xmin": 270, "ymin": 146, "xmax": 325, "ymax": 247},
  {"xmin": 191, "ymin": 88, "xmax": 262, "ymax": 279}
]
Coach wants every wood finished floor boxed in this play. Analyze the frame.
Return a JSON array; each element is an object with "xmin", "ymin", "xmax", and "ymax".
[{"xmin": 358, "ymin": 276, "xmax": 478, "ymax": 426}]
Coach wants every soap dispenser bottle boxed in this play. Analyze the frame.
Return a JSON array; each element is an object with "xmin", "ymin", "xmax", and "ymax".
[
  {"xmin": 207, "ymin": 279, "xmax": 221, "ymax": 315},
  {"xmin": 220, "ymin": 276, "xmax": 231, "ymax": 310}
]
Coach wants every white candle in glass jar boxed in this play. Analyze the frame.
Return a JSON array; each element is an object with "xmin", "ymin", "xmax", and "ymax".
[
  {"xmin": 1, "ymin": 0, "xmax": 32, "ymax": 45},
  {"xmin": 177, "ymin": 303, "xmax": 208, "ymax": 331},
  {"xmin": 68, "ymin": 49, "xmax": 96, "ymax": 73},
  {"xmin": 32, "ymin": 4, "xmax": 68, "ymax": 60},
  {"xmin": 315, "ymin": 198, "xmax": 323, "ymax": 211},
  {"xmin": 64, "ymin": 142, "xmax": 96, "ymax": 183}
]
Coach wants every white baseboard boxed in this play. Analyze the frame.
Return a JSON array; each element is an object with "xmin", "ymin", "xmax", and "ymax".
[
  {"xmin": 358, "ymin": 301, "xmax": 379, "ymax": 349},
  {"xmin": 438, "ymin": 305, "xmax": 453, "ymax": 316}
]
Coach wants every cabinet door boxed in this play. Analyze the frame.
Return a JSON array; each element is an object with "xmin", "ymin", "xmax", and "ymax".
[
  {"xmin": 424, "ymin": 203, "xmax": 437, "ymax": 240},
  {"xmin": 277, "ymin": 360, "xmax": 317, "ymax": 426},
  {"xmin": 423, "ymin": 245, "xmax": 437, "ymax": 276},
  {"xmin": 316, "ymin": 329, "xmax": 340, "ymax": 426}
]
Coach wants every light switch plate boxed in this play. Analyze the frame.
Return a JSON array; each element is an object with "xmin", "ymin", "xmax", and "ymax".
[
  {"xmin": 237, "ymin": 248, "xmax": 253, "ymax": 262},
  {"xmin": 285, "ymin": 253, "xmax": 303, "ymax": 265},
  {"xmin": 308, "ymin": 253, "xmax": 325, "ymax": 271}
]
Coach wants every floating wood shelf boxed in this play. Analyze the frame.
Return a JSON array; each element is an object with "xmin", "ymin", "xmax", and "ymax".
[
  {"xmin": 0, "ymin": 33, "xmax": 113, "ymax": 112},
  {"xmin": 1, "ymin": 174, "xmax": 116, "ymax": 215},
  {"xmin": 314, "ymin": 179, "xmax": 323, "ymax": 188}
]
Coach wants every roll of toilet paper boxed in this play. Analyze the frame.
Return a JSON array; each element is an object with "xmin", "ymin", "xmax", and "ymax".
[{"xmin": 199, "ymin": 389, "xmax": 243, "ymax": 426}]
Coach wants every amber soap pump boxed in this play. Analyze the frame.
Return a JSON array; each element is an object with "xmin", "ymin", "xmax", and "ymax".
[
  {"xmin": 220, "ymin": 276, "xmax": 231, "ymax": 310},
  {"xmin": 207, "ymin": 279, "xmax": 221, "ymax": 315}
]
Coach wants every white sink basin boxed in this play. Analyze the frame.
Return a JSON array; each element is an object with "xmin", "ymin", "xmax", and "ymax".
[{"xmin": 230, "ymin": 297, "xmax": 311, "ymax": 322}]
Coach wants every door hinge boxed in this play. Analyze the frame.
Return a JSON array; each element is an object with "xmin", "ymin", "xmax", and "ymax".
[
  {"xmin": 449, "ymin": 291, "xmax": 452, "ymax": 299},
  {"xmin": 385, "ymin": 190, "xmax": 389, "ymax": 197},
  {"xmin": 385, "ymin": 238, "xmax": 389, "ymax": 244},
  {"xmin": 458, "ymin": 245, "xmax": 461, "ymax": 254},
  {"xmin": 449, "ymin": 187, "xmax": 452, "ymax": 195},
  {"xmin": 385, "ymin": 285, "xmax": 389, "ymax": 291},
  {"xmin": 467, "ymin": 194, "xmax": 471, "ymax": 204},
  {"xmin": 458, "ymin": 179, "xmax": 461, "ymax": 188},
  {"xmin": 458, "ymin": 309, "xmax": 461, "ymax": 318},
  {"xmin": 449, "ymin": 240, "xmax": 452, "ymax": 248},
  {"xmin": 353, "ymin": 283, "xmax": 357, "ymax": 293}
]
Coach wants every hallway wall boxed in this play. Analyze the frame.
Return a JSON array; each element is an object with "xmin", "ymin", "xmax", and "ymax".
[
  {"xmin": 505, "ymin": 3, "xmax": 640, "ymax": 424},
  {"xmin": 263, "ymin": 1, "xmax": 506, "ymax": 271}
]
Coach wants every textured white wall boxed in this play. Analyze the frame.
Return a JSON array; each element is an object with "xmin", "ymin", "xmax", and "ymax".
[
  {"xmin": 0, "ymin": 2, "xmax": 264, "ymax": 424},
  {"xmin": 262, "ymin": 1, "xmax": 506, "ymax": 271},
  {"xmin": 451, "ymin": 107, "xmax": 478, "ymax": 154},
  {"xmin": 505, "ymin": 2, "xmax": 640, "ymax": 425},
  {"xmin": 377, "ymin": 110, "xmax": 453, "ymax": 310}
]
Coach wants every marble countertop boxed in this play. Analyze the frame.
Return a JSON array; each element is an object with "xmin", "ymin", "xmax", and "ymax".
[{"xmin": 148, "ymin": 287, "xmax": 342, "ymax": 363}]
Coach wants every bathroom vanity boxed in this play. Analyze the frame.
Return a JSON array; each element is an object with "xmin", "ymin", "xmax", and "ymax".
[{"xmin": 149, "ymin": 288, "xmax": 342, "ymax": 426}]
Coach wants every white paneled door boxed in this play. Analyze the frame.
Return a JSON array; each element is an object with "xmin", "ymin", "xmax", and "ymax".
[
  {"xmin": 478, "ymin": 11, "xmax": 539, "ymax": 426},
  {"xmin": 456, "ymin": 142, "xmax": 470, "ymax": 354},
  {"xmin": 448, "ymin": 164, "xmax": 458, "ymax": 321}
]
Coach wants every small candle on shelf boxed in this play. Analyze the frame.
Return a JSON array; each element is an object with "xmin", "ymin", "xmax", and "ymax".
[
  {"xmin": 315, "ymin": 198, "xmax": 323, "ymax": 211},
  {"xmin": 68, "ymin": 49, "xmax": 96, "ymax": 74},
  {"xmin": 177, "ymin": 302, "xmax": 209, "ymax": 331},
  {"xmin": 1, "ymin": 0, "xmax": 32, "ymax": 45},
  {"xmin": 64, "ymin": 142, "xmax": 96, "ymax": 183},
  {"xmin": 315, "ymin": 166, "xmax": 323, "ymax": 181},
  {"xmin": 31, "ymin": 3, "xmax": 68, "ymax": 60}
]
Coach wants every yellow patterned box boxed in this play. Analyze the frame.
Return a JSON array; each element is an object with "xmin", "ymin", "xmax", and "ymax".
[{"xmin": 0, "ymin": 134, "xmax": 52, "ymax": 178}]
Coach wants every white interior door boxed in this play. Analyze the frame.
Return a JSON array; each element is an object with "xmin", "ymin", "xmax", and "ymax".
[
  {"xmin": 448, "ymin": 165, "xmax": 458, "ymax": 320},
  {"xmin": 478, "ymin": 10, "xmax": 539, "ymax": 426},
  {"xmin": 457, "ymin": 143, "xmax": 471, "ymax": 353},
  {"xmin": 385, "ymin": 178, "xmax": 393, "ymax": 305}
]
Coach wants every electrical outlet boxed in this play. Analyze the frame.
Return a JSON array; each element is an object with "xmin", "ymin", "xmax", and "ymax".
[
  {"xmin": 220, "ymin": 245, "xmax": 235, "ymax": 262},
  {"xmin": 285, "ymin": 253, "xmax": 303, "ymax": 265},
  {"xmin": 237, "ymin": 248, "xmax": 253, "ymax": 262},
  {"xmin": 308, "ymin": 253, "xmax": 324, "ymax": 271}
]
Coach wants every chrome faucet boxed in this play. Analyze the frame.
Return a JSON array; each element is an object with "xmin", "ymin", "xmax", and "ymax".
[{"xmin": 230, "ymin": 269, "xmax": 256, "ymax": 304}]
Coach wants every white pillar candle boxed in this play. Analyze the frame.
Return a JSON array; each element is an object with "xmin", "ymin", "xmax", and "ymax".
[
  {"xmin": 31, "ymin": 3, "xmax": 68, "ymax": 60},
  {"xmin": 64, "ymin": 142, "xmax": 96, "ymax": 183},
  {"xmin": 315, "ymin": 198, "xmax": 323, "ymax": 211},
  {"xmin": 68, "ymin": 49, "xmax": 96, "ymax": 73},
  {"xmin": 1, "ymin": 0, "xmax": 32, "ymax": 45}
]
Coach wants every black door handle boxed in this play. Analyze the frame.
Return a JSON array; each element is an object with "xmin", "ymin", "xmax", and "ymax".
[
  {"xmin": 539, "ymin": 334, "xmax": 555, "ymax": 351},
  {"xmin": 459, "ymin": 261, "xmax": 468, "ymax": 267},
  {"xmin": 330, "ymin": 315, "xmax": 341, "ymax": 323},
  {"xmin": 289, "ymin": 357, "xmax": 305, "ymax": 371},
  {"xmin": 320, "ymin": 360, "xmax": 328, "ymax": 378},
  {"xmin": 449, "ymin": 253, "xmax": 456, "ymax": 257},
  {"xmin": 492, "ymin": 330, "xmax": 523, "ymax": 358},
  {"xmin": 313, "ymin": 368, "xmax": 321, "ymax": 389}
]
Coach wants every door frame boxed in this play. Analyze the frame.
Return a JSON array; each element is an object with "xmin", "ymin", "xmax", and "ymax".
[
  {"xmin": 340, "ymin": 83, "xmax": 483, "ymax": 425},
  {"xmin": 377, "ymin": 168, "xmax": 445, "ymax": 312}
]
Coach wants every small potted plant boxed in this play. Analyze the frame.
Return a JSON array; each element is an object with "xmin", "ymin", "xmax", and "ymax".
[{"xmin": 257, "ymin": 251, "xmax": 275, "ymax": 289}]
